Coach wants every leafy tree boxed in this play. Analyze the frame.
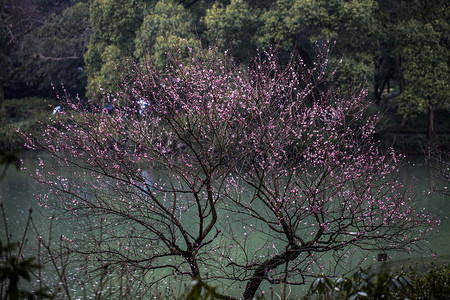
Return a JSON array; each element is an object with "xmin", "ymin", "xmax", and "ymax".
[
  {"xmin": 365, "ymin": 0, "xmax": 450, "ymax": 143},
  {"xmin": 86, "ymin": 0, "xmax": 209, "ymax": 94},
  {"xmin": 394, "ymin": 1, "xmax": 449, "ymax": 141},
  {"xmin": 84, "ymin": 0, "xmax": 145, "ymax": 95},
  {"xmin": 255, "ymin": 0, "xmax": 449, "ymax": 141},
  {"xmin": 85, "ymin": 0, "xmax": 201, "ymax": 95},
  {"xmin": 203, "ymin": 0, "xmax": 260, "ymax": 62},
  {"xmin": 14, "ymin": 2, "xmax": 91, "ymax": 98},
  {"xmin": 1, "ymin": 0, "xmax": 88, "ymax": 103},
  {"xmin": 135, "ymin": 0, "xmax": 197, "ymax": 70},
  {"xmin": 0, "ymin": 0, "xmax": 39, "ymax": 108},
  {"xmin": 26, "ymin": 44, "xmax": 438, "ymax": 299},
  {"xmin": 256, "ymin": 0, "xmax": 378, "ymax": 86}
]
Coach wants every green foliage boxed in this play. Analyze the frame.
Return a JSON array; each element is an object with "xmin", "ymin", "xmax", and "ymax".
[
  {"xmin": 331, "ymin": 52, "xmax": 374, "ymax": 91},
  {"xmin": 306, "ymin": 264, "xmax": 450, "ymax": 300},
  {"xmin": 81, "ymin": 0, "xmax": 449, "ymax": 138},
  {"xmin": 307, "ymin": 269, "xmax": 413, "ymax": 300},
  {"xmin": 180, "ymin": 280, "xmax": 225, "ymax": 300},
  {"xmin": 179, "ymin": 279, "xmax": 269, "ymax": 300},
  {"xmin": 1, "ymin": 0, "xmax": 448, "ymax": 140},
  {"xmin": 178, "ymin": 265, "xmax": 450, "ymax": 299},
  {"xmin": 87, "ymin": 44, "xmax": 123, "ymax": 95},
  {"xmin": 29, "ymin": 2, "xmax": 90, "ymax": 96},
  {"xmin": 85, "ymin": 0, "xmax": 200, "ymax": 93},
  {"xmin": 33, "ymin": 2, "xmax": 90, "ymax": 66},
  {"xmin": 257, "ymin": 0, "xmax": 322, "ymax": 51},
  {"xmin": 402, "ymin": 263, "xmax": 450, "ymax": 300},
  {"xmin": 396, "ymin": 17, "xmax": 450, "ymax": 119},
  {"xmin": 256, "ymin": 0, "xmax": 378, "ymax": 86},
  {"xmin": 0, "ymin": 205, "xmax": 52, "ymax": 299},
  {"xmin": 204, "ymin": 0, "xmax": 259, "ymax": 62},
  {"xmin": 0, "ymin": 241, "xmax": 52, "ymax": 299},
  {"xmin": 2, "ymin": 1, "xmax": 90, "ymax": 100},
  {"xmin": 84, "ymin": 0, "xmax": 145, "ymax": 95},
  {"xmin": 135, "ymin": 0, "xmax": 197, "ymax": 69}
]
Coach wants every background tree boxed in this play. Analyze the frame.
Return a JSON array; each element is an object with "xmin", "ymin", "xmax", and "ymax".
[
  {"xmin": 3, "ymin": 0, "xmax": 445, "ymax": 144},
  {"xmin": 79, "ymin": 0, "xmax": 449, "ymax": 145},
  {"xmin": 256, "ymin": 0, "xmax": 378, "ymax": 87},
  {"xmin": 84, "ymin": 0, "xmax": 145, "ymax": 95},
  {"xmin": 135, "ymin": 0, "xmax": 197, "ymax": 70},
  {"xmin": 26, "ymin": 44, "xmax": 438, "ymax": 299},
  {"xmin": 1, "ymin": 0, "xmax": 89, "ymax": 102},
  {"xmin": 203, "ymin": 0, "xmax": 260, "ymax": 62},
  {"xmin": 393, "ymin": 0, "xmax": 449, "ymax": 141},
  {"xmin": 12, "ymin": 1, "xmax": 91, "ymax": 98},
  {"xmin": 0, "ymin": 0, "xmax": 39, "ymax": 108},
  {"xmin": 85, "ymin": 0, "xmax": 207, "ymax": 95}
]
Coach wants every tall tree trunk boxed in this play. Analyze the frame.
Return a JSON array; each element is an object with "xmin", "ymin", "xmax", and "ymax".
[
  {"xmin": 374, "ymin": 58, "xmax": 385, "ymax": 106},
  {"xmin": 395, "ymin": 56, "xmax": 405, "ymax": 94},
  {"xmin": 374, "ymin": 79, "xmax": 386, "ymax": 106}
]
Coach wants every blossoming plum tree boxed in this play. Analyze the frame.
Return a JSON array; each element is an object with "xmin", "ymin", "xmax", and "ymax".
[{"xmin": 25, "ymin": 43, "xmax": 438, "ymax": 299}]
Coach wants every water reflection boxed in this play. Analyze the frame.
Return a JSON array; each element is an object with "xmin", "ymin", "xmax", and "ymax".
[{"xmin": 1, "ymin": 152, "xmax": 449, "ymax": 297}]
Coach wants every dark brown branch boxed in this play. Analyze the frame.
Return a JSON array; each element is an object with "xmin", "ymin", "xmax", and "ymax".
[{"xmin": 37, "ymin": 54, "xmax": 83, "ymax": 61}]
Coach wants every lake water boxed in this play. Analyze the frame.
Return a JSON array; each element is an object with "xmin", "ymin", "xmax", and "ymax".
[{"xmin": 1, "ymin": 151, "xmax": 449, "ymax": 298}]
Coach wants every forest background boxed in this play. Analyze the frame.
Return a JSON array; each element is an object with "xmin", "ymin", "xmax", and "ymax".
[{"xmin": 1, "ymin": 0, "xmax": 449, "ymax": 154}]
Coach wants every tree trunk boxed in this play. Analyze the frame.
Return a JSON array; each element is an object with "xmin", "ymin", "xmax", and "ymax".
[
  {"xmin": 427, "ymin": 103, "xmax": 436, "ymax": 146},
  {"xmin": 0, "ymin": 81, "xmax": 4, "ymax": 111},
  {"xmin": 374, "ymin": 79, "xmax": 386, "ymax": 106},
  {"xmin": 185, "ymin": 254, "xmax": 201, "ymax": 279},
  {"xmin": 243, "ymin": 245, "xmax": 302, "ymax": 300},
  {"xmin": 374, "ymin": 57, "xmax": 385, "ymax": 106}
]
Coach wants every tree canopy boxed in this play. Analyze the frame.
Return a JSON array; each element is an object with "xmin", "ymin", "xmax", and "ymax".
[
  {"xmin": 3, "ymin": 0, "xmax": 449, "ymax": 139},
  {"xmin": 78, "ymin": 0, "xmax": 448, "ymax": 140}
]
